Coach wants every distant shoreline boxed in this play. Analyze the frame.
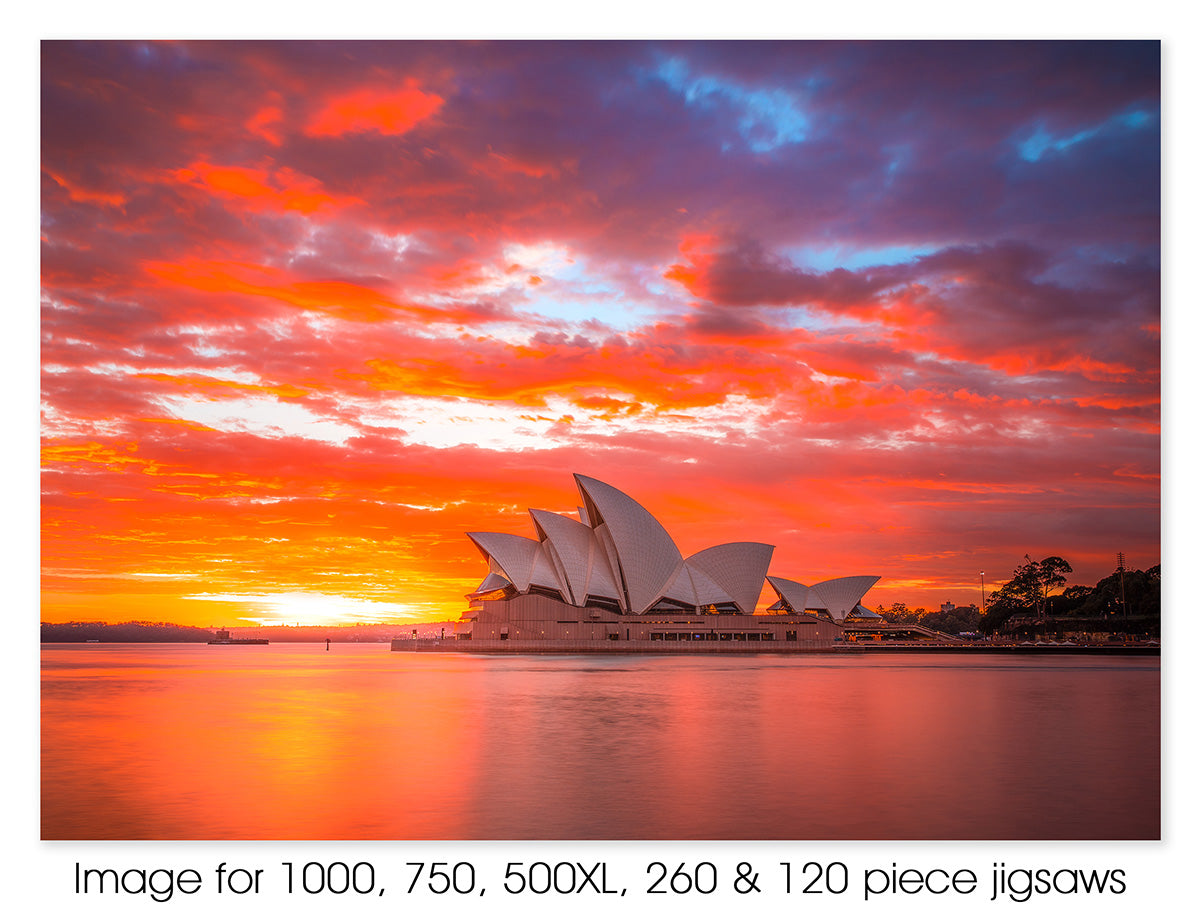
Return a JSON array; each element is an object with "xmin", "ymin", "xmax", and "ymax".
[{"xmin": 39, "ymin": 620, "xmax": 454, "ymax": 643}]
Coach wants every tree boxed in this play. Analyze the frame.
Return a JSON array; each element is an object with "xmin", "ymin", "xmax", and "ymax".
[
  {"xmin": 979, "ymin": 555, "xmax": 1074, "ymax": 633},
  {"xmin": 1035, "ymin": 557, "xmax": 1073, "ymax": 615},
  {"xmin": 1077, "ymin": 563, "xmax": 1160, "ymax": 617},
  {"xmin": 879, "ymin": 602, "xmax": 923, "ymax": 625},
  {"xmin": 918, "ymin": 604, "xmax": 982, "ymax": 636},
  {"xmin": 1048, "ymin": 584, "xmax": 1092, "ymax": 615}
]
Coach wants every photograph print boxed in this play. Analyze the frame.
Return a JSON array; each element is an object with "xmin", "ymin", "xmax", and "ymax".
[{"xmin": 41, "ymin": 40, "xmax": 1160, "ymax": 840}]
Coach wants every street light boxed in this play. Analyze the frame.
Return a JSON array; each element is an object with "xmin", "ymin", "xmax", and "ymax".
[{"xmin": 980, "ymin": 571, "xmax": 985, "ymax": 612}]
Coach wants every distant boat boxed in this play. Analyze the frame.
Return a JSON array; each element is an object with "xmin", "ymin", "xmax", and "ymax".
[{"xmin": 207, "ymin": 628, "xmax": 269, "ymax": 645}]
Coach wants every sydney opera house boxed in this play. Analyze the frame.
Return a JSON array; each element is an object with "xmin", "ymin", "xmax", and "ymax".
[{"xmin": 400, "ymin": 473, "xmax": 884, "ymax": 652}]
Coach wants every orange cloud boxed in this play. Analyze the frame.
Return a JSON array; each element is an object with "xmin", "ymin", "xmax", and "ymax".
[
  {"xmin": 662, "ymin": 233, "xmax": 721, "ymax": 291},
  {"xmin": 44, "ymin": 170, "xmax": 128, "ymax": 209},
  {"xmin": 246, "ymin": 104, "xmax": 285, "ymax": 146},
  {"xmin": 145, "ymin": 259, "xmax": 401, "ymax": 322},
  {"xmin": 42, "ymin": 441, "xmax": 144, "ymax": 470},
  {"xmin": 174, "ymin": 162, "xmax": 360, "ymax": 214},
  {"xmin": 143, "ymin": 258, "xmax": 503, "ymax": 326},
  {"xmin": 305, "ymin": 83, "xmax": 443, "ymax": 137},
  {"xmin": 135, "ymin": 373, "xmax": 310, "ymax": 400},
  {"xmin": 353, "ymin": 332, "xmax": 791, "ymax": 412}
]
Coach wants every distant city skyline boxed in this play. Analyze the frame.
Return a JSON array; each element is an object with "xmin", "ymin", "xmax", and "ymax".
[{"xmin": 41, "ymin": 41, "xmax": 1160, "ymax": 626}]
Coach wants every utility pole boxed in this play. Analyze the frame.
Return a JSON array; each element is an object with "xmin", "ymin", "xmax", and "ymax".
[{"xmin": 1117, "ymin": 552, "xmax": 1127, "ymax": 617}]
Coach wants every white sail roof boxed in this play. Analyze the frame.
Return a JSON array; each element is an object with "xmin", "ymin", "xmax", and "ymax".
[
  {"xmin": 529, "ymin": 509, "xmax": 594, "ymax": 604},
  {"xmin": 464, "ymin": 474, "xmax": 878, "ymax": 620},
  {"xmin": 575, "ymin": 474, "xmax": 682, "ymax": 615},
  {"xmin": 766, "ymin": 575, "xmax": 811, "ymax": 614},
  {"xmin": 528, "ymin": 544, "xmax": 565, "ymax": 596},
  {"xmin": 662, "ymin": 562, "xmax": 730, "ymax": 608},
  {"xmin": 687, "ymin": 542, "xmax": 774, "ymax": 614},
  {"xmin": 809, "ymin": 576, "xmax": 881, "ymax": 621},
  {"xmin": 590, "ymin": 523, "xmax": 627, "ymax": 609},
  {"xmin": 466, "ymin": 531, "xmax": 541, "ymax": 591},
  {"xmin": 468, "ymin": 571, "xmax": 513, "ymax": 598},
  {"xmin": 847, "ymin": 603, "xmax": 882, "ymax": 619}
]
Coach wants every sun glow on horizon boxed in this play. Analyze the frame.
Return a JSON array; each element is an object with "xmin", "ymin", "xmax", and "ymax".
[{"xmin": 181, "ymin": 590, "xmax": 434, "ymax": 627}]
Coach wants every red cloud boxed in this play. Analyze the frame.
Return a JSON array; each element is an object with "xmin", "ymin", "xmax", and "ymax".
[
  {"xmin": 174, "ymin": 162, "xmax": 361, "ymax": 214},
  {"xmin": 44, "ymin": 169, "xmax": 128, "ymax": 209},
  {"xmin": 246, "ymin": 104, "xmax": 285, "ymax": 146},
  {"xmin": 140, "ymin": 259, "xmax": 512, "ymax": 327},
  {"xmin": 305, "ymin": 83, "xmax": 443, "ymax": 137}
]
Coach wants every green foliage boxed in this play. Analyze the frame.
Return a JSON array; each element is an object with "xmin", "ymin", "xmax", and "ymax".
[
  {"xmin": 884, "ymin": 601, "xmax": 921, "ymax": 624},
  {"xmin": 879, "ymin": 602, "xmax": 981, "ymax": 635},
  {"xmin": 40, "ymin": 621, "xmax": 216, "ymax": 642},
  {"xmin": 919, "ymin": 604, "xmax": 982, "ymax": 635},
  {"xmin": 979, "ymin": 555, "xmax": 1073, "ymax": 633},
  {"xmin": 977, "ymin": 557, "xmax": 1160, "ymax": 633},
  {"xmin": 1073, "ymin": 564, "xmax": 1160, "ymax": 617}
]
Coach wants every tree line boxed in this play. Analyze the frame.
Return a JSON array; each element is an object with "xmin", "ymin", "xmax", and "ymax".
[
  {"xmin": 877, "ymin": 555, "xmax": 1160, "ymax": 636},
  {"xmin": 978, "ymin": 556, "xmax": 1159, "ymax": 634},
  {"xmin": 877, "ymin": 602, "xmax": 982, "ymax": 636},
  {"xmin": 41, "ymin": 621, "xmax": 216, "ymax": 642}
]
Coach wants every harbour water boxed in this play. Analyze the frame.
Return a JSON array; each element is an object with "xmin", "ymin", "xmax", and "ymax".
[{"xmin": 40, "ymin": 644, "xmax": 1159, "ymax": 840}]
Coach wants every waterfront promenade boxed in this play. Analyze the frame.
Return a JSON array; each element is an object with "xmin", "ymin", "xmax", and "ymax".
[{"xmin": 390, "ymin": 637, "xmax": 1158, "ymax": 656}]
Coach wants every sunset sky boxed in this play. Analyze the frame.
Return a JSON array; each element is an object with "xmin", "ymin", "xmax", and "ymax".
[{"xmin": 40, "ymin": 41, "xmax": 1160, "ymax": 627}]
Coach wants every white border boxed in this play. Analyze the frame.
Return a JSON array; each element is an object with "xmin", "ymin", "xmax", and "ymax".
[{"xmin": 13, "ymin": 7, "xmax": 1195, "ymax": 914}]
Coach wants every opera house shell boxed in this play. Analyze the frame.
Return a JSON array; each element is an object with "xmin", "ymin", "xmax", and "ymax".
[{"xmin": 436, "ymin": 474, "xmax": 881, "ymax": 651}]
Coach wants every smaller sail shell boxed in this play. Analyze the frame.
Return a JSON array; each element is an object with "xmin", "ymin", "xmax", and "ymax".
[{"xmin": 809, "ymin": 576, "xmax": 882, "ymax": 621}]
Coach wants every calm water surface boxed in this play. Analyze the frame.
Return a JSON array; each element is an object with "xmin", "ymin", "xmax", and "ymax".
[{"xmin": 41, "ymin": 644, "xmax": 1159, "ymax": 840}]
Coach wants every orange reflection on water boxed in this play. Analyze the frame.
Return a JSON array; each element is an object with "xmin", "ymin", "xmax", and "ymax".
[
  {"xmin": 42, "ymin": 646, "xmax": 1159, "ymax": 840},
  {"xmin": 42, "ymin": 645, "xmax": 486, "ymax": 838}
]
